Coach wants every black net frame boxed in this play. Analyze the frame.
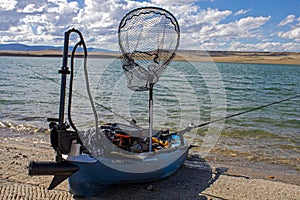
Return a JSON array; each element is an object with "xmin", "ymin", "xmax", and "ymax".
[{"xmin": 118, "ymin": 6, "xmax": 180, "ymax": 91}]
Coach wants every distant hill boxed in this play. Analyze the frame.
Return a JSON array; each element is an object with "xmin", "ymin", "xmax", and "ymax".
[
  {"xmin": 0, "ymin": 43, "xmax": 113, "ymax": 53},
  {"xmin": 0, "ymin": 44, "xmax": 299, "ymax": 65}
]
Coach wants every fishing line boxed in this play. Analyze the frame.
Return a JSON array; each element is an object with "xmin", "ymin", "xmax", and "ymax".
[
  {"xmin": 177, "ymin": 94, "xmax": 300, "ymax": 135},
  {"xmin": 23, "ymin": 60, "xmax": 135, "ymax": 126},
  {"xmin": 19, "ymin": 63, "xmax": 300, "ymax": 135}
]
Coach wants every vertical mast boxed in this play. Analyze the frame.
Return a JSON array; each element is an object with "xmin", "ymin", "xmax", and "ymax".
[{"xmin": 58, "ymin": 30, "xmax": 71, "ymax": 125}]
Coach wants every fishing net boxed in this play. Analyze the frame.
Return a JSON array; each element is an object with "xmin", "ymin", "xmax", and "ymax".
[{"xmin": 118, "ymin": 7, "xmax": 180, "ymax": 91}]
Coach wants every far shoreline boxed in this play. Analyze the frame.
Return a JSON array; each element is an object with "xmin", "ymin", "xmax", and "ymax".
[{"xmin": 0, "ymin": 50, "xmax": 300, "ymax": 65}]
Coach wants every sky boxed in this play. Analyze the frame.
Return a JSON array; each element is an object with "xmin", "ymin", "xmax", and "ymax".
[{"xmin": 0, "ymin": 0, "xmax": 299, "ymax": 52}]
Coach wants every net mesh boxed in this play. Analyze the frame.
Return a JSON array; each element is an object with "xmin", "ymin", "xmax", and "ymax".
[{"xmin": 118, "ymin": 7, "xmax": 180, "ymax": 91}]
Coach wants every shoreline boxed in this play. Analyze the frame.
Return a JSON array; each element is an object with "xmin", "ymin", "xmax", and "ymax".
[
  {"xmin": 1, "ymin": 50, "xmax": 300, "ymax": 65},
  {"xmin": 1, "ymin": 121, "xmax": 299, "ymax": 177},
  {"xmin": 0, "ymin": 127, "xmax": 299, "ymax": 199}
]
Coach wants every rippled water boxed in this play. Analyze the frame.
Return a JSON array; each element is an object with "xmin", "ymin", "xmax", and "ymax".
[{"xmin": 1, "ymin": 56, "xmax": 299, "ymax": 172}]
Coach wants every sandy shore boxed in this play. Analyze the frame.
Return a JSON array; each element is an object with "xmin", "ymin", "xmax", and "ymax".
[
  {"xmin": 0, "ymin": 127, "xmax": 299, "ymax": 199},
  {"xmin": 176, "ymin": 50, "xmax": 300, "ymax": 65},
  {"xmin": 1, "ymin": 50, "xmax": 300, "ymax": 65}
]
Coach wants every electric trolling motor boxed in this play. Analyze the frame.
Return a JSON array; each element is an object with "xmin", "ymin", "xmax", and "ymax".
[{"xmin": 28, "ymin": 28, "xmax": 87, "ymax": 190}]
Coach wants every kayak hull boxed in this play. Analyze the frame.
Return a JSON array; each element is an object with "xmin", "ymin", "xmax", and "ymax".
[{"xmin": 68, "ymin": 146, "xmax": 189, "ymax": 197}]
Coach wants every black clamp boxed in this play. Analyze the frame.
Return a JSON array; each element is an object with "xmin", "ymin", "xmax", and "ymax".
[{"xmin": 58, "ymin": 68, "xmax": 70, "ymax": 74}]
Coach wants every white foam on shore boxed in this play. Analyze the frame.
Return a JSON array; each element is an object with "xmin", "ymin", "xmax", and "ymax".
[{"xmin": 0, "ymin": 121, "xmax": 49, "ymax": 134}]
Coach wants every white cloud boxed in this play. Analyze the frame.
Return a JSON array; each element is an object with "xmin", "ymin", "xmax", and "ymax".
[
  {"xmin": 277, "ymin": 15, "xmax": 300, "ymax": 42},
  {"xmin": 175, "ymin": 7, "xmax": 232, "ymax": 35},
  {"xmin": 150, "ymin": 0, "xmax": 196, "ymax": 5},
  {"xmin": 71, "ymin": 0, "xmax": 153, "ymax": 49},
  {"xmin": 236, "ymin": 16, "xmax": 271, "ymax": 29},
  {"xmin": 278, "ymin": 27, "xmax": 300, "ymax": 42},
  {"xmin": 234, "ymin": 9, "xmax": 251, "ymax": 16},
  {"xmin": 0, "ymin": 0, "xmax": 17, "ymax": 11},
  {"xmin": 45, "ymin": 0, "xmax": 79, "ymax": 18},
  {"xmin": 201, "ymin": 8, "xmax": 232, "ymax": 25},
  {"xmin": 279, "ymin": 14, "xmax": 296, "ymax": 26},
  {"xmin": 195, "ymin": 16, "xmax": 270, "ymax": 42},
  {"xmin": 228, "ymin": 41, "xmax": 300, "ymax": 52},
  {"xmin": 0, "ymin": 1, "xmax": 298, "ymax": 51},
  {"xmin": 18, "ymin": 4, "xmax": 45, "ymax": 13},
  {"xmin": 0, "ymin": 0, "xmax": 83, "ymax": 45}
]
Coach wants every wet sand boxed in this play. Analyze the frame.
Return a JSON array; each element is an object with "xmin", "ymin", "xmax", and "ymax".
[{"xmin": 0, "ymin": 127, "xmax": 299, "ymax": 199}]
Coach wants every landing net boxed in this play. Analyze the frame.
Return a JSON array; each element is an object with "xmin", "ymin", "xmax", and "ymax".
[{"xmin": 118, "ymin": 7, "xmax": 180, "ymax": 91}]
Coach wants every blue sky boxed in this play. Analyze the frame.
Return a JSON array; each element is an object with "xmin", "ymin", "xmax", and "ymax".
[{"xmin": 0, "ymin": 0, "xmax": 299, "ymax": 52}]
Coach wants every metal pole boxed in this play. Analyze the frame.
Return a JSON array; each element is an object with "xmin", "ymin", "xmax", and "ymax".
[
  {"xmin": 58, "ymin": 30, "xmax": 71, "ymax": 126},
  {"xmin": 149, "ymin": 84, "xmax": 154, "ymax": 152}
]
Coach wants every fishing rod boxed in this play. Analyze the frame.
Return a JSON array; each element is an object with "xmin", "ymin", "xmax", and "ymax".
[
  {"xmin": 22, "ymin": 64, "xmax": 300, "ymax": 135},
  {"xmin": 177, "ymin": 94, "xmax": 300, "ymax": 135}
]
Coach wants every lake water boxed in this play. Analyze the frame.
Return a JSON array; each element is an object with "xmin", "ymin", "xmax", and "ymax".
[{"xmin": 0, "ymin": 56, "xmax": 299, "ymax": 173}]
